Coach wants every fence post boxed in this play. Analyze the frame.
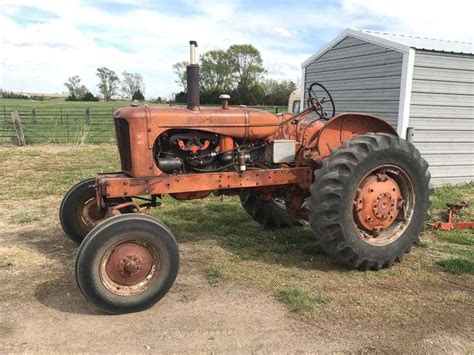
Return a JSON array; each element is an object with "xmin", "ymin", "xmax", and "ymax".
[
  {"xmin": 32, "ymin": 107, "xmax": 36, "ymax": 123},
  {"xmin": 85, "ymin": 107, "xmax": 90, "ymax": 125},
  {"xmin": 60, "ymin": 107, "xmax": 63, "ymax": 123},
  {"xmin": 3, "ymin": 106, "xmax": 6, "ymax": 124},
  {"xmin": 11, "ymin": 111, "xmax": 26, "ymax": 146},
  {"xmin": 66, "ymin": 113, "xmax": 69, "ymax": 143}
]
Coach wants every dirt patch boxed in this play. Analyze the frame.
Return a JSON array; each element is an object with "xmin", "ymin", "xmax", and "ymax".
[{"xmin": 0, "ymin": 145, "xmax": 473, "ymax": 352}]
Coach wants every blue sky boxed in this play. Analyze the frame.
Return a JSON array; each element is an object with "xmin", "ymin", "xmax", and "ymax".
[{"xmin": 1, "ymin": 0, "xmax": 472, "ymax": 98}]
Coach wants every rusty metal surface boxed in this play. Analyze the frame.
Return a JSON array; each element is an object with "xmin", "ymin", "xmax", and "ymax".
[
  {"xmin": 354, "ymin": 173, "xmax": 402, "ymax": 234},
  {"xmin": 97, "ymin": 167, "xmax": 312, "ymax": 199},
  {"xmin": 78, "ymin": 197, "xmax": 106, "ymax": 231},
  {"xmin": 315, "ymin": 113, "xmax": 397, "ymax": 158},
  {"xmin": 105, "ymin": 243, "xmax": 153, "ymax": 286},
  {"xmin": 99, "ymin": 238, "xmax": 162, "ymax": 296},
  {"xmin": 114, "ymin": 106, "xmax": 285, "ymax": 177}
]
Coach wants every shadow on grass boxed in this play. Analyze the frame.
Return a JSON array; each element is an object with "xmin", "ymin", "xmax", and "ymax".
[
  {"xmin": 154, "ymin": 197, "xmax": 348, "ymax": 273},
  {"xmin": 21, "ymin": 197, "xmax": 347, "ymax": 315},
  {"xmin": 18, "ymin": 229, "xmax": 103, "ymax": 315}
]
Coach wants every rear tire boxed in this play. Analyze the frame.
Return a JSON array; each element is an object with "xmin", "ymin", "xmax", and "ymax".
[
  {"xmin": 308, "ymin": 133, "xmax": 432, "ymax": 270},
  {"xmin": 240, "ymin": 192, "xmax": 301, "ymax": 229},
  {"xmin": 75, "ymin": 214, "xmax": 179, "ymax": 314}
]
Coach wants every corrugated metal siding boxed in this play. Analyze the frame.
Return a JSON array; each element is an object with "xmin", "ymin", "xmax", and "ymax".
[
  {"xmin": 410, "ymin": 50, "xmax": 474, "ymax": 185},
  {"xmin": 304, "ymin": 36, "xmax": 403, "ymax": 127}
]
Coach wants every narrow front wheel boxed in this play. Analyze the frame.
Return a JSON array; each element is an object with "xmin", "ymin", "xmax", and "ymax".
[
  {"xmin": 75, "ymin": 214, "xmax": 179, "ymax": 314},
  {"xmin": 60, "ymin": 178, "xmax": 106, "ymax": 244}
]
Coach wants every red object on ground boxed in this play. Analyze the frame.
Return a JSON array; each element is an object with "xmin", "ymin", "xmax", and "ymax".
[{"xmin": 431, "ymin": 202, "xmax": 474, "ymax": 231}]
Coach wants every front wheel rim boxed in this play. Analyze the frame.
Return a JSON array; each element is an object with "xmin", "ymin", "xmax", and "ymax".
[
  {"xmin": 352, "ymin": 165, "xmax": 415, "ymax": 246},
  {"xmin": 99, "ymin": 238, "xmax": 161, "ymax": 296},
  {"xmin": 78, "ymin": 197, "xmax": 106, "ymax": 231}
]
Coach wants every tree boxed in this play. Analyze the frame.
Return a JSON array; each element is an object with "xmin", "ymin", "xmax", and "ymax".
[
  {"xmin": 132, "ymin": 89, "xmax": 145, "ymax": 101},
  {"xmin": 174, "ymin": 91, "xmax": 186, "ymax": 103},
  {"xmin": 121, "ymin": 72, "xmax": 145, "ymax": 99},
  {"xmin": 200, "ymin": 50, "xmax": 235, "ymax": 93},
  {"xmin": 262, "ymin": 79, "xmax": 296, "ymax": 106},
  {"xmin": 96, "ymin": 67, "xmax": 119, "ymax": 101},
  {"xmin": 81, "ymin": 92, "xmax": 99, "ymax": 101},
  {"xmin": 64, "ymin": 75, "xmax": 87, "ymax": 100},
  {"xmin": 227, "ymin": 44, "xmax": 265, "ymax": 90},
  {"xmin": 172, "ymin": 61, "xmax": 188, "ymax": 91},
  {"xmin": 171, "ymin": 44, "xmax": 297, "ymax": 106}
]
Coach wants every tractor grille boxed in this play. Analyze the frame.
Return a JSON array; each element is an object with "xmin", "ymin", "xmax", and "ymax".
[{"xmin": 115, "ymin": 118, "xmax": 132, "ymax": 172}]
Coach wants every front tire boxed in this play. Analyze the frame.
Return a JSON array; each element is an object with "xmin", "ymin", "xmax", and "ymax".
[
  {"xmin": 60, "ymin": 178, "xmax": 106, "ymax": 244},
  {"xmin": 75, "ymin": 214, "xmax": 179, "ymax": 314},
  {"xmin": 308, "ymin": 133, "xmax": 432, "ymax": 270}
]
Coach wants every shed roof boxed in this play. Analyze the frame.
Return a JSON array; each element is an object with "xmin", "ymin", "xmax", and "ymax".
[
  {"xmin": 302, "ymin": 28, "xmax": 473, "ymax": 68},
  {"xmin": 358, "ymin": 29, "xmax": 473, "ymax": 55}
]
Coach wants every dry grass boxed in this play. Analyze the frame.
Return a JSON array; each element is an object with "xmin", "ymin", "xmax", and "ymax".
[{"xmin": 0, "ymin": 144, "xmax": 473, "ymax": 332}]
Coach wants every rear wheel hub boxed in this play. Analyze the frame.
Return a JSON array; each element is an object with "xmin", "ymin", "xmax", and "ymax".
[{"xmin": 354, "ymin": 173, "xmax": 403, "ymax": 235}]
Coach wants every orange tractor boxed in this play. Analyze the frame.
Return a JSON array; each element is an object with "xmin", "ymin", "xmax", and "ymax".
[{"xmin": 60, "ymin": 41, "xmax": 431, "ymax": 313}]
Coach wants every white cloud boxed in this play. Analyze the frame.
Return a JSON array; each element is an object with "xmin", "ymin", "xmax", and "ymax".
[
  {"xmin": 1, "ymin": 0, "xmax": 472, "ymax": 98},
  {"xmin": 342, "ymin": 0, "xmax": 474, "ymax": 42}
]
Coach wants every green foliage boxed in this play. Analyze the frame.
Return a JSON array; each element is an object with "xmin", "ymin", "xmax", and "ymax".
[
  {"xmin": 231, "ymin": 83, "xmax": 265, "ymax": 106},
  {"xmin": 172, "ymin": 61, "xmax": 188, "ymax": 91},
  {"xmin": 438, "ymin": 258, "xmax": 474, "ymax": 274},
  {"xmin": 174, "ymin": 91, "xmax": 186, "ymax": 104},
  {"xmin": 436, "ymin": 230, "xmax": 473, "ymax": 246},
  {"xmin": 227, "ymin": 44, "xmax": 265, "ymax": 89},
  {"xmin": 279, "ymin": 287, "xmax": 326, "ymax": 313},
  {"xmin": 64, "ymin": 75, "xmax": 88, "ymax": 101},
  {"xmin": 200, "ymin": 50, "xmax": 235, "ymax": 93},
  {"xmin": 205, "ymin": 265, "xmax": 224, "ymax": 286},
  {"xmin": 121, "ymin": 72, "xmax": 145, "ymax": 99},
  {"xmin": 96, "ymin": 67, "xmax": 119, "ymax": 101},
  {"xmin": 132, "ymin": 89, "xmax": 145, "ymax": 101},
  {"xmin": 0, "ymin": 90, "xmax": 29, "ymax": 99},
  {"xmin": 10, "ymin": 212, "xmax": 42, "ymax": 224},
  {"xmin": 172, "ymin": 43, "xmax": 290, "ymax": 105},
  {"xmin": 66, "ymin": 91, "xmax": 99, "ymax": 102},
  {"xmin": 262, "ymin": 79, "xmax": 297, "ymax": 106},
  {"xmin": 81, "ymin": 92, "xmax": 99, "ymax": 101}
]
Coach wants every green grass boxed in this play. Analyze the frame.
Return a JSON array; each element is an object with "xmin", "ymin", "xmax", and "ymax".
[
  {"xmin": 279, "ymin": 286, "xmax": 326, "ymax": 313},
  {"xmin": 10, "ymin": 212, "xmax": 42, "ymax": 224},
  {"xmin": 1, "ymin": 145, "xmax": 473, "ymax": 319},
  {"xmin": 438, "ymin": 258, "xmax": 474, "ymax": 274},
  {"xmin": 436, "ymin": 230, "xmax": 473, "ymax": 246},
  {"xmin": 0, "ymin": 98, "xmax": 286, "ymax": 145},
  {"xmin": 427, "ymin": 183, "xmax": 473, "ymax": 263},
  {"xmin": 205, "ymin": 265, "xmax": 224, "ymax": 286}
]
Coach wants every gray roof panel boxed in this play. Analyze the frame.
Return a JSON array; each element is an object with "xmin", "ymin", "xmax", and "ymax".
[{"xmin": 357, "ymin": 29, "xmax": 473, "ymax": 55}]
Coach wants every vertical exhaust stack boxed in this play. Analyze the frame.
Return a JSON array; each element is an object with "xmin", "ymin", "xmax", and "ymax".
[{"xmin": 187, "ymin": 41, "xmax": 200, "ymax": 111}]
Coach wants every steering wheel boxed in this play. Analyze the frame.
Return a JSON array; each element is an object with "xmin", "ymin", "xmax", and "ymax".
[{"xmin": 307, "ymin": 82, "xmax": 335, "ymax": 119}]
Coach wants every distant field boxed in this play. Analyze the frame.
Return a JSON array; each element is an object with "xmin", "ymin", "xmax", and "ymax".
[
  {"xmin": 0, "ymin": 97, "xmax": 121, "ymax": 109},
  {"xmin": 0, "ymin": 98, "xmax": 287, "ymax": 144}
]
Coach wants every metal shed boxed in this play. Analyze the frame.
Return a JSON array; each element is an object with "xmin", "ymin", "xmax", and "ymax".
[{"xmin": 301, "ymin": 28, "xmax": 474, "ymax": 185}]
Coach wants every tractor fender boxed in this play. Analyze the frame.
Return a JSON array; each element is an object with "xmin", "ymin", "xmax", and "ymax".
[{"xmin": 315, "ymin": 113, "xmax": 397, "ymax": 158}]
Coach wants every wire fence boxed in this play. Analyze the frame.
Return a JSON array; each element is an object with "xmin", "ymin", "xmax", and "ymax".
[
  {"xmin": 0, "ymin": 104, "xmax": 288, "ymax": 145},
  {"xmin": 1, "ymin": 106, "xmax": 117, "ymax": 144}
]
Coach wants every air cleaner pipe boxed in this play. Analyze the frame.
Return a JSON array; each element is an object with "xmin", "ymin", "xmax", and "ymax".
[{"xmin": 187, "ymin": 40, "xmax": 200, "ymax": 111}]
